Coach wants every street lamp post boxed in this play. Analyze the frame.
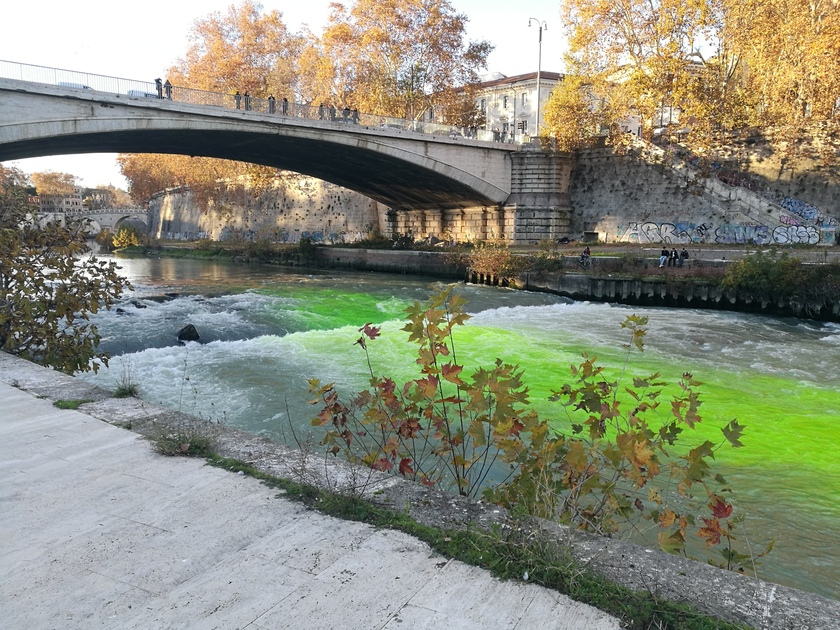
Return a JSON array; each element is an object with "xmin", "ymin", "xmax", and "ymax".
[{"xmin": 528, "ymin": 18, "xmax": 547, "ymax": 139}]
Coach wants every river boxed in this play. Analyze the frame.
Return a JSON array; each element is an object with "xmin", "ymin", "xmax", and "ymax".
[{"xmin": 78, "ymin": 255, "xmax": 840, "ymax": 600}]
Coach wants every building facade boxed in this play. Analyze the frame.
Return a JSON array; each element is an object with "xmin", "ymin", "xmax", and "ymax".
[
  {"xmin": 474, "ymin": 71, "xmax": 563, "ymax": 142},
  {"xmin": 38, "ymin": 187, "xmax": 84, "ymax": 215}
]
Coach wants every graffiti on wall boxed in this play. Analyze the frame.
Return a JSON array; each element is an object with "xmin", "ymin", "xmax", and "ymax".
[
  {"xmin": 771, "ymin": 225, "xmax": 821, "ymax": 245},
  {"xmin": 617, "ymin": 221, "xmax": 827, "ymax": 244},
  {"xmin": 617, "ymin": 222, "xmax": 713, "ymax": 244},
  {"xmin": 780, "ymin": 197, "xmax": 838, "ymax": 227}
]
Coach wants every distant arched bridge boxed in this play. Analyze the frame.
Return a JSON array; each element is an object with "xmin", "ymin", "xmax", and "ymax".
[
  {"xmin": 78, "ymin": 208, "xmax": 148, "ymax": 233},
  {"xmin": 0, "ymin": 75, "xmax": 519, "ymax": 211}
]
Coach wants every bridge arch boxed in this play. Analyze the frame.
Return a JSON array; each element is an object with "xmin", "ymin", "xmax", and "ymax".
[
  {"xmin": 112, "ymin": 216, "xmax": 148, "ymax": 233},
  {"xmin": 0, "ymin": 82, "xmax": 514, "ymax": 211}
]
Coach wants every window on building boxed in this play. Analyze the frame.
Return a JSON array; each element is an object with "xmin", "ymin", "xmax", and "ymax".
[
  {"xmin": 480, "ymin": 98, "xmax": 486, "ymax": 111},
  {"xmin": 503, "ymin": 95, "xmax": 509, "ymax": 109},
  {"xmin": 521, "ymin": 120, "xmax": 528, "ymax": 133},
  {"xmin": 522, "ymin": 92, "xmax": 527, "ymax": 106}
]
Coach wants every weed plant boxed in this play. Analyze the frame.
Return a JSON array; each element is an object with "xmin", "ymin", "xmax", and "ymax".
[
  {"xmin": 309, "ymin": 287, "xmax": 772, "ymax": 573},
  {"xmin": 53, "ymin": 399, "xmax": 93, "ymax": 410}
]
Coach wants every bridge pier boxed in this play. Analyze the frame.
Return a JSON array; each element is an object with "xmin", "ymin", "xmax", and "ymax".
[{"xmin": 506, "ymin": 147, "xmax": 574, "ymax": 244}]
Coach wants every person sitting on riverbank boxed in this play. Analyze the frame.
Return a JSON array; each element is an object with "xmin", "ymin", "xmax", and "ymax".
[
  {"xmin": 580, "ymin": 246, "xmax": 591, "ymax": 266},
  {"xmin": 669, "ymin": 248, "xmax": 678, "ymax": 267},
  {"xmin": 659, "ymin": 247, "xmax": 669, "ymax": 268}
]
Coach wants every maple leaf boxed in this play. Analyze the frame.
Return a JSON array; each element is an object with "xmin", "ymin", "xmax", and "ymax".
[
  {"xmin": 709, "ymin": 497, "xmax": 733, "ymax": 519},
  {"xmin": 372, "ymin": 458, "xmax": 393, "ymax": 472},
  {"xmin": 398, "ymin": 457, "xmax": 415, "ymax": 477},
  {"xmin": 659, "ymin": 508, "xmax": 677, "ymax": 528},
  {"xmin": 359, "ymin": 323, "xmax": 381, "ymax": 340},
  {"xmin": 441, "ymin": 362, "xmax": 465, "ymax": 385},
  {"xmin": 698, "ymin": 518, "xmax": 723, "ymax": 546},
  {"xmin": 722, "ymin": 419, "xmax": 745, "ymax": 448}
]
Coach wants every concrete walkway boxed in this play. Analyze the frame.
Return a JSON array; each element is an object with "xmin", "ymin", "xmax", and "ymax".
[{"xmin": 0, "ymin": 381, "xmax": 620, "ymax": 630}]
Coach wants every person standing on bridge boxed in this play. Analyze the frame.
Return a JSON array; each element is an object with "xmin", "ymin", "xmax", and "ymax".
[
  {"xmin": 234, "ymin": 91, "xmax": 241, "ymax": 109},
  {"xmin": 268, "ymin": 95, "xmax": 276, "ymax": 114},
  {"xmin": 244, "ymin": 92, "xmax": 251, "ymax": 111},
  {"xmin": 155, "ymin": 78, "xmax": 163, "ymax": 99},
  {"xmin": 318, "ymin": 103, "xmax": 325, "ymax": 120},
  {"xmin": 164, "ymin": 80, "xmax": 172, "ymax": 100},
  {"xmin": 282, "ymin": 97, "xmax": 289, "ymax": 115}
]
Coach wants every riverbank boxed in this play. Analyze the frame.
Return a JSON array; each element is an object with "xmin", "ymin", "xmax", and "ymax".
[
  {"xmin": 127, "ymin": 241, "xmax": 840, "ymax": 322},
  {"xmin": 3, "ymin": 351, "xmax": 839, "ymax": 628}
]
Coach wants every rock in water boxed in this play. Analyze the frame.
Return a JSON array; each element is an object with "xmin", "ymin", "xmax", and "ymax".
[{"xmin": 177, "ymin": 324, "xmax": 200, "ymax": 342}]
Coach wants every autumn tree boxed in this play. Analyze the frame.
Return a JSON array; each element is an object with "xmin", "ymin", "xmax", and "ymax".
[
  {"xmin": 83, "ymin": 185, "xmax": 133, "ymax": 210},
  {"xmin": 547, "ymin": 0, "xmax": 840, "ymax": 156},
  {"xmin": 122, "ymin": 1, "xmax": 300, "ymax": 205},
  {"xmin": 118, "ymin": 153, "xmax": 277, "ymax": 206},
  {"xmin": 542, "ymin": 75, "xmax": 635, "ymax": 152},
  {"xmin": 112, "ymin": 226, "xmax": 141, "ymax": 249},
  {"xmin": 729, "ymin": 0, "xmax": 840, "ymax": 126},
  {"xmin": 0, "ymin": 166, "xmax": 129, "ymax": 374},
  {"xmin": 31, "ymin": 171, "xmax": 77, "ymax": 196},
  {"xmin": 314, "ymin": 0, "xmax": 493, "ymax": 119},
  {"xmin": 167, "ymin": 0, "xmax": 302, "ymax": 99},
  {"xmin": 722, "ymin": 0, "xmax": 840, "ymax": 165}
]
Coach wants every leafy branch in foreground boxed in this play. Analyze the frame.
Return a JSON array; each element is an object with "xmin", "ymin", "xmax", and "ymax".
[
  {"xmin": 0, "ymin": 166, "xmax": 131, "ymax": 373},
  {"xmin": 309, "ymin": 287, "xmax": 771, "ymax": 571}
]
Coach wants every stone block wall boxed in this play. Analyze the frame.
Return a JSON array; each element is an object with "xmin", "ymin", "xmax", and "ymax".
[
  {"xmin": 149, "ymin": 173, "xmax": 388, "ymax": 243},
  {"xmin": 506, "ymin": 148, "xmax": 574, "ymax": 244},
  {"xmin": 389, "ymin": 207, "xmax": 514, "ymax": 242},
  {"xmin": 570, "ymin": 137, "xmax": 839, "ymax": 246}
]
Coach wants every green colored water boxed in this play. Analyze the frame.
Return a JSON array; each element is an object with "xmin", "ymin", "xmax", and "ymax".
[{"xmin": 81, "ymin": 257, "xmax": 840, "ymax": 599}]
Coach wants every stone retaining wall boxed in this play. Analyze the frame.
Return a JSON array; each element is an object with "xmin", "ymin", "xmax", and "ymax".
[{"xmin": 309, "ymin": 248, "xmax": 839, "ymax": 322}]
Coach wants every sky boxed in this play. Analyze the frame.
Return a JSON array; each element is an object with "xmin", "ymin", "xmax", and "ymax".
[{"xmin": 0, "ymin": 0, "xmax": 567, "ymax": 190}]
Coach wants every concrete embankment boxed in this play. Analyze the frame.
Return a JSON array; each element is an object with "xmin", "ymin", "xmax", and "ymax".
[{"xmin": 2, "ymin": 352, "xmax": 839, "ymax": 628}]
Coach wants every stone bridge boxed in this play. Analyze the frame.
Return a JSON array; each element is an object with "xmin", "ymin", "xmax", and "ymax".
[
  {"xmin": 78, "ymin": 208, "xmax": 148, "ymax": 233},
  {"xmin": 35, "ymin": 208, "xmax": 149, "ymax": 235},
  {"xmin": 0, "ymin": 75, "xmax": 573, "ymax": 243}
]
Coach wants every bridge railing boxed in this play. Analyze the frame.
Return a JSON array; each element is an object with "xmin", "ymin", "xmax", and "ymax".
[
  {"xmin": 0, "ymin": 60, "xmax": 162, "ymax": 100},
  {"xmin": 0, "ymin": 59, "xmax": 502, "ymax": 144}
]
